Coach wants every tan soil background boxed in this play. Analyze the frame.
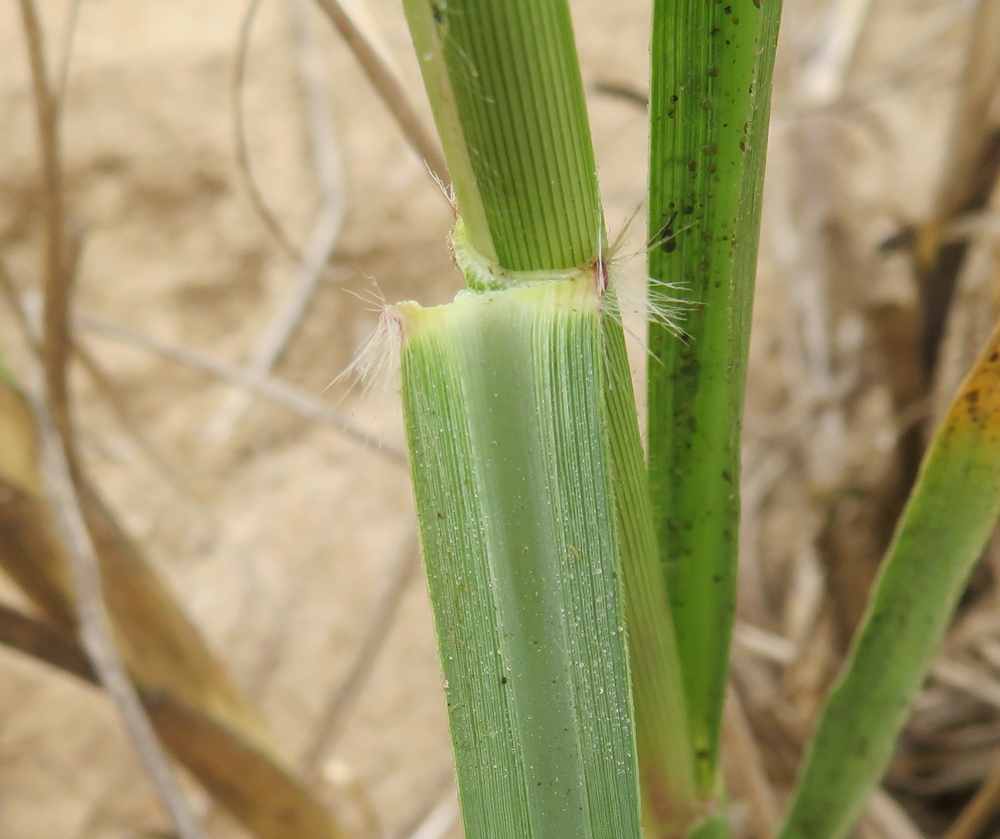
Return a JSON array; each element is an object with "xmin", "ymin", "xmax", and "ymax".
[{"xmin": 0, "ymin": 0, "xmax": 998, "ymax": 837}]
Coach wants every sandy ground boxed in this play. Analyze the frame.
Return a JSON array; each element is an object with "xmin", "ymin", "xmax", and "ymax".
[{"xmin": 0, "ymin": 0, "xmax": 996, "ymax": 836}]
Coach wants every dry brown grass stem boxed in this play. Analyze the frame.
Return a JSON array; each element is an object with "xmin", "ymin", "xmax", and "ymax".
[
  {"xmin": 0, "ymin": 261, "xmax": 194, "ymax": 496},
  {"xmin": 931, "ymin": 658, "xmax": 1000, "ymax": 711},
  {"xmin": 0, "ymin": 601, "xmax": 96, "ymax": 683},
  {"xmin": 0, "ymin": 256, "xmax": 40, "ymax": 351},
  {"xmin": 78, "ymin": 312, "xmax": 407, "ymax": 464},
  {"xmin": 235, "ymin": 0, "xmax": 311, "ymax": 261},
  {"xmin": 20, "ymin": 0, "xmax": 78, "ymax": 446},
  {"xmin": 931, "ymin": 0, "xmax": 1000, "ymax": 225},
  {"xmin": 799, "ymin": 0, "xmax": 875, "ymax": 107},
  {"xmin": 942, "ymin": 756, "xmax": 1000, "ymax": 839},
  {"xmin": 30, "ymin": 382, "xmax": 208, "ymax": 839},
  {"xmin": 54, "ymin": 0, "xmax": 82, "ymax": 107},
  {"xmin": 914, "ymin": 0, "xmax": 1000, "ymax": 372},
  {"xmin": 72, "ymin": 340, "xmax": 199, "ymax": 497},
  {"xmin": 864, "ymin": 791, "xmax": 927, "ymax": 839},
  {"xmin": 18, "ymin": 0, "xmax": 72, "ymax": 440},
  {"xmin": 17, "ymin": 3, "xmax": 208, "ymax": 834},
  {"xmin": 213, "ymin": 0, "xmax": 347, "ymax": 441},
  {"xmin": 310, "ymin": 0, "xmax": 448, "ymax": 183}
]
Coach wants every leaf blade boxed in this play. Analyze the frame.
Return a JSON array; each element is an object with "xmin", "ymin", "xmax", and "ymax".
[
  {"xmin": 780, "ymin": 319, "xmax": 1000, "ymax": 839},
  {"xmin": 646, "ymin": 0, "xmax": 783, "ymax": 793}
]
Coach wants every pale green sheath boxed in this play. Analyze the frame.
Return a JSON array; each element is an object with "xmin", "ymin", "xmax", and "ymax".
[{"xmin": 397, "ymin": 273, "xmax": 643, "ymax": 839}]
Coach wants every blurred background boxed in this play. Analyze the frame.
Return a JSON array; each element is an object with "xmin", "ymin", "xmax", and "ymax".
[{"xmin": 0, "ymin": 0, "xmax": 998, "ymax": 836}]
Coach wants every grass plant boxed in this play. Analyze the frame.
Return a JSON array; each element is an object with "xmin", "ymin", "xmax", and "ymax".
[
  {"xmin": 5, "ymin": 0, "xmax": 1000, "ymax": 835},
  {"xmin": 389, "ymin": 1, "xmax": 1000, "ymax": 839},
  {"xmin": 395, "ymin": 0, "xmax": 774, "ymax": 836}
]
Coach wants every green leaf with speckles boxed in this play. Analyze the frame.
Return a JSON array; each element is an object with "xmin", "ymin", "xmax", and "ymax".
[{"xmin": 646, "ymin": 0, "xmax": 782, "ymax": 804}]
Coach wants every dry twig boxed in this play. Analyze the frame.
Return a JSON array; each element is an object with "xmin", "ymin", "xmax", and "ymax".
[
  {"xmin": 30, "ymin": 381, "xmax": 208, "ymax": 839},
  {"xmin": 78, "ymin": 312, "xmax": 407, "ymax": 464},
  {"xmin": 214, "ymin": 0, "xmax": 348, "ymax": 440},
  {"xmin": 311, "ymin": 0, "xmax": 448, "ymax": 183},
  {"xmin": 17, "ymin": 1, "xmax": 207, "ymax": 834},
  {"xmin": 942, "ymin": 755, "xmax": 1000, "ymax": 839},
  {"xmin": 0, "ymin": 601, "xmax": 96, "ymax": 683},
  {"xmin": 234, "ymin": 0, "xmax": 305, "ymax": 260}
]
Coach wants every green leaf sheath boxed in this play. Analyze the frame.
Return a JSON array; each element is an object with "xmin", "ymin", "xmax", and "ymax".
[
  {"xmin": 400, "ymin": 279, "xmax": 642, "ymax": 839},
  {"xmin": 399, "ymin": 0, "xmax": 700, "ymax": 829},
  {"xmin": 647, "ymin": 0, "xmax": 782, "ymax": 791},
  {"xmin": 780, "ymin": 322, "xmax": 1000, "ymax": 839},
  {"xmin": 401, "ymin": 0, "xmax": 601, "ymax": 270},
  {"xmin": 602, "ymin": 312, "xmax": 701, "ymax": 834}
]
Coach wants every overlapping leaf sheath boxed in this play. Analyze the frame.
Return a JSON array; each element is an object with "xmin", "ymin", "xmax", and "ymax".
[
  {"xmin": 399, "ymin": 273, "xmax": 643, "ymax": 839},
  {"xmin": 0, "ymin": 375, "xmax": 344, "ymax": 839},
  {"xmin": 780, "ymin": 321, "xmax": 1000, "ymax": 839},
  {"xmin": 398, "ymin": 0, "xmax": 701, "ymax": 833},
  {"xmin": 647, "ymin": 0, "xmax": 782, "ymax": 794}
]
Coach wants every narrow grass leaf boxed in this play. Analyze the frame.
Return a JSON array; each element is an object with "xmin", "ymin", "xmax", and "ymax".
[
  {"xmin": 646, "ymin": 0, "xmax": 783, "ymax": 794},
  {"xmin": 779, "ymin": 318, "xmax": 1000, "ymax": 839}
]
